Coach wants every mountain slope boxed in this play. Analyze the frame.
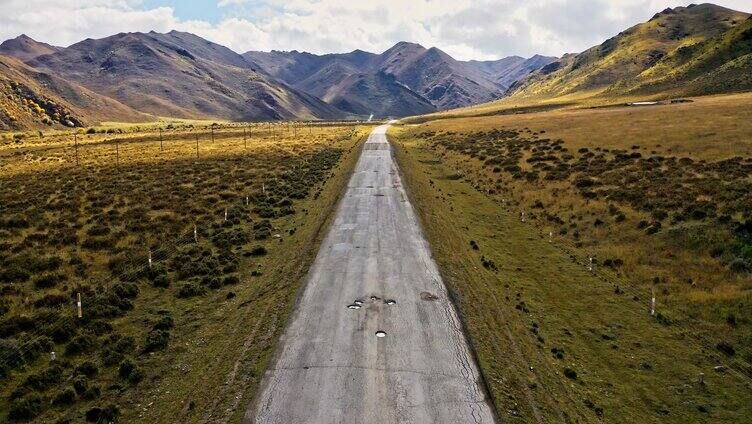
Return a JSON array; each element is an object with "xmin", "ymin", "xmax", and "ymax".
[
  {"xmin": 0, "ymin": 34, "xmax": 62, "ymax": 62},
  {"xmin": 368, "ymin": 42, "xmax": 504, "ymax": 109},
  {"xmin": 511, "ymin": 3, "xmax": 749, "ymax": 97},
  {"xmin": 0, "ymin": 54, "xmax": 149, "ymax": 131},
  {"xmin": 246, "ymin": 43, "xmax": 552, "ymax": 116},
  {"xmin": 28, "ymin": 32, "xmax": 344, "ymax": 121},
  {"xmin": 321, "ymin": 71, "xmax": 436, "ymax": 117},
  {"xmin": 622, "ymin": 15, "xmax": 752, "ymax": 95}
]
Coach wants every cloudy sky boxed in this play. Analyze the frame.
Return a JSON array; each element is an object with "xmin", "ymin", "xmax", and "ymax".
[{"xmin": 1, "ymin": 0, "xmax": 750, "ymax": 60}]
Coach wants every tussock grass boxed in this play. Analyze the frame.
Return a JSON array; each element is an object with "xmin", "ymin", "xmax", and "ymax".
[{"xmin": 0, "ymin": 123, "xmax": 371, "ymax": 422}]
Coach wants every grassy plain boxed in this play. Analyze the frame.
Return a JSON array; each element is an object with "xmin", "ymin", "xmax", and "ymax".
[
  {"xmin": 0, "ymin": 123, "xmax": 371, "ymax": 422},
  {"xmin": 390, "ymin": 92, "xmax": 752, "ymax": 422}
]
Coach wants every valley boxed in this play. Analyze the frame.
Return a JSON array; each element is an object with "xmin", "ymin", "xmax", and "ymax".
[{"xmin": 1, "ymin": 1, "xmax": 751, "ymax": 423}]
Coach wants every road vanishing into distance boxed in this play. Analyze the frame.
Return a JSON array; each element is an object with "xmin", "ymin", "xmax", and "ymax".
[{"xmin": 245, "ymin": 124, "xmax": 496, "ymax": 423}]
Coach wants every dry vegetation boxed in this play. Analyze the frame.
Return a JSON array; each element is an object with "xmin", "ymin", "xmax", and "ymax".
[
  {"xmin": 0, "ymin": 122, "xmax": 370, "ymax": 422},
  {"xmin": 390, "ymin": 92, "xmax": 752, "ymax": 422}
]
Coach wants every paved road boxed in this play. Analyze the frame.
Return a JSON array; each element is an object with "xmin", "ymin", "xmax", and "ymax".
[{"xmin": 245, "ymin": 124, "xmax": 495, "ymax": 424}]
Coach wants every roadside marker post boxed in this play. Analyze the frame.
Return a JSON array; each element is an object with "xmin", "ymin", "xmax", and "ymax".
[
  {"xmin": 76, "ymin": 292, "xmax": 82, "ymax": 318},
  {"xmin": 194, "ymin": 225, "xmax": 198, "ymax": 243},
  {"xmin": 650, "ymin": 288, "xmax": 656, "ymax": 316},
  {"xmin": 148, "ymin": 249, "xmax": 152, "ymax": 268},
  {"xmin": 224, "ymin": 208, "xmax": 228, "ymax": 221},
  {"xmin": 195, "ymin": 134, "xmax": 199, "ymax": 158},
  {"xmin": 115, "ymin": 139, "xmax": 120, "ymax": 169},
  {"xmin": 588, "ymin": 256, "xmax": 593, "ymax": 272}
]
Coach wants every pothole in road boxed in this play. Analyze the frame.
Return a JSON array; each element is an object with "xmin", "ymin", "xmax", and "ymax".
[
  {"xmin": 375, "ymin": 331, "xmax": 387, "ymax": 338},
  {"xmin": 370, "ymin": 296, "xmax": 381, "ymax": 301},
  {"xmin": 385, "ymin": 299, "xmax": 396, "ymax": 305},
  {"xmin": 347, "ymin": 304, "xmax": 361, "ymax": 310},
  {"xmin": 354, "ymin": 299, "xmax": 363, "ymax": 305},
  {"xmin": 420, "ymin": 292, "xmax": 439, "ymax": 301}
]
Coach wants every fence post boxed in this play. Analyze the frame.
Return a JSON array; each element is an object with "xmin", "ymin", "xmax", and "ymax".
[
  {"xmin": 159, "ymin": 128, "xmax": 163, "ymax": 151},
  {"xmin": 650, "ymin": 287, "xmax": 656, "ymax": 316},
  {"xmin": 195, "ymin": 134, "xmax": 199, "ymax": 158}
]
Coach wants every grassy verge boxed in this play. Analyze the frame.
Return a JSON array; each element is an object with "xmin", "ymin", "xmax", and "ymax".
[
  {"xmin": 0, "ymin": 125, "xmax": 371, "ymax": 422},
  {"xmin": 390, "ymin": 123, "xmax": 752, "ymax": 423}
]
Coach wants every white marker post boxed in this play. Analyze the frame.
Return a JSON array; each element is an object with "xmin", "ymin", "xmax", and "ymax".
[
  {"xmin": 549, "ymin": 231, "xmax": 553, "ymax": 243},
  {"xmin": 148, "ymin": 249, "xmax": 152, "ymax": 268},
  {"xmin": 521, "ymin": 211, "xmax": 526, "ymax": 222},
  {"xmin": 588, "ymin": 256, "xmax": 593, "ymax": 272},
  {"xmin": 50, "ymin": 351, "xmax": 56, "ymax": 361},
  {"xmin": 224, "ymin": 208, "xmax": 228, "ymax": 221},
  {"xmin": 194, "ymin": 225, "xmax": 198, "ymax": 243},
  {"xmin": 76, "ymin": 292, "xmax": 82, "ymax": 318},
  {"xmin": 650, "ymin": 288, "xmax": 656, "ymax": 316}
]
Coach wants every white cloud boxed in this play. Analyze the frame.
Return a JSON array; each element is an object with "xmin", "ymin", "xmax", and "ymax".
[{"xmin": 0, "ymin": 0, "xmax": 750, "ymax": 60}]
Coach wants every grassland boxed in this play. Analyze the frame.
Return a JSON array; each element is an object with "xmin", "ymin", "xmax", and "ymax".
[
  {"xmin": 389, "ymin": 92, "xmax": 752, "ymax": 422},
  {"xmin": 0, "ymin": 122, "xmax": 371, "ymax": 422}
]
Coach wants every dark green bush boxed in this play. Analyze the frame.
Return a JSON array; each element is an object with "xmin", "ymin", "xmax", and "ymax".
[
  {"xmin": 65, "ymin": 333, "xmax": 96, "ymax": 356},
  {"xmin": 8, "ymin": 394, "xmax": 44, "ymax": 422},
  {"xmin": 51, "ymin": 387, "xmax": 76, "ymax": 406},
  {"xmin": 177, "ymin": 282, "xmax": 207, "ymax": 298},
  {"xmin": 143, "ymin": 329, "xmax": 169, "ymax": 352},
  {"xmin": 118, "ymin": 358, "xmax": 135, "ymax": 379},
  {"xmin": 564, "ymin": 367, "xmax": 578, "ymax": 379},
  {"xmin": 249, "ymin": 246, "xmax": 268, "ymax": 256}
]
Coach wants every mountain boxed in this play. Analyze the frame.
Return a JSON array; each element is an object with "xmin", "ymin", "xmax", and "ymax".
[
  {"xmin": 320, "ymin": 71, "xmax": 437, "ymax": 117},
  {"xmin": 620, "ymin": 14, "xmax": 752, "ymax": 96},
  {"xmin": 245, "ymin": 43, "xmax": 552, "ymax": 116},
  {"xmin": 0, "ymin": 34, "xmax": 62, "ymax": 62},
  {"xmin": 369, "ymin": 42, "xmax": 504, "ymax": 109},
  {"xmin": 468, "ymin": 55, "xmax": 558, "ymax": 91},
  {"xmin": 28, "ymin": 31, "xmax": 343, "ymax": 121},
  {"xmin": 0, "ymin": 54, "xmax": 149, "ymax": 131},
  {"xmin": 509, "ymin": 3, "xmax": 750, "ymax": 98}
]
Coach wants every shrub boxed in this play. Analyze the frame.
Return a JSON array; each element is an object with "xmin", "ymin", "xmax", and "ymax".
[
  {"xmin": 52, "ymin": 387, "xmax": 76, "ymax": 406},
  {"xmin": 22, "ymin": 364, "xmax": 62, "ymax": 392},
  {"xmin": 249, "ymin": 246, "xmax": 268, "ymax": 256},
  {"xmin": 222, "ymin": 274, "xmax": 240, "ymax": 285},
  {"xmin": 0, "ymin": 338, "xmax": 24, "ymax": 376},
  {"xmin": 8, "ymin": 394, "xmax": 44, "ymax": 422},
  {"xmin": 118, "ymin": 358, "xmax": 135, "ymax": 379},
  {"xmin": 85, "ymin": 405, "xmax": 118, "ymax": 423},
  {"xmin": 82, "ymin": 385, "xmax": 101, "ymax": 400},
  {"xmin": 65, "ymin": 333, "xmax": 96, "ymax": 356},
  {"xmin": 73, "ymin": 375, "xmax": 89, "ymax": 395},
  {"xmin": 100, "ymin": 335, "xmax": 135, "ymax": 366},
  {"xmin": 177, "ymin": 282, "xmax": 207, "ymax": 298},
  {"xmin": 143, "ymin": 329, "xmax": 169, "ymax": 352},
  {"xmin": 716, "ymin": 341, "xmax": 735, "ymax": 357},
  {"xmin": 563, "ymin": 367, "xmax": 578, "ymax": 379}
]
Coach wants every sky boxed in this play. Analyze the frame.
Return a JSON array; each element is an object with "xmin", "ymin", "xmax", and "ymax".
[{"xmin": 1, "ymin": 0, "xmax": 750, "ymax": 60}]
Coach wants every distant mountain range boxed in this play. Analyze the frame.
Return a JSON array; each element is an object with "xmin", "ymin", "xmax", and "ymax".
[
  {"xmin": 0, "ymin": 31, "xmax": 554, "ymax": 130},
  {"xmin": 0, "ymin": 2, "xmax": 750, "ymax": 131}
]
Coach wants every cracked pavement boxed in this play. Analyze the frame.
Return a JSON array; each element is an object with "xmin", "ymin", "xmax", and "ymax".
[{"xmin": 244, "ymin": 124, "xmax": 496, "ymax": 423}]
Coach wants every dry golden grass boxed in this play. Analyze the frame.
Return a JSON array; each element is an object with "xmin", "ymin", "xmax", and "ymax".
[
  {"xmin": 390, "ymin": 92, "xmax": 752, "ymax": 421},
  {"xmin": 0, "ymin": 123, "xmax": 371, "ymax": 423}
]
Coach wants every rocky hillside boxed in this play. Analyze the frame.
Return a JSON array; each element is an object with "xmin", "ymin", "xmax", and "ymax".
[
  {"xmin": 28, "ymin": 31, "xmax": 343, "ymax": 121},
  {"xmin": 0, "ymin": 55, "xmax": 148, "ymax": 131}
]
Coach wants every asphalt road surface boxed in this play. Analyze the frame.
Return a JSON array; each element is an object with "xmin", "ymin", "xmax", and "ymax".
[{"xmin": 245, "ymin": 124, "xmax": 495, "ymax": 423}]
